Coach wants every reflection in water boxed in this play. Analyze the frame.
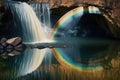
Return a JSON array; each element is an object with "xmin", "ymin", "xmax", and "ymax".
[
  {"xmin": 50, "ymin": 6, "xmax": 115, "ymax": 71},
  {"xmin": 38, "ymin": 6, "xmax": 120, "ymax": 80},
  {"xmin": 9, "ymin": 2, "xmax": 47, "ymax": 77},
  {"xmin": 18, "ymin": 39, "xmax": 120, "ymax": 80},
  {"xmin": 0, "ymin": 2, "xmax": 120, "ymax": 80},
  {"xmin": 17, "ymin": 5, "xmax": 120, "ymax": 80},
  {"xmin": 29, "ymin": 2, "xmax": 52, "ymax": 69},
  {"xmin": 53, "ymin": 38, "xmax": 120, "ymax": 70},
  {"xmin": 0, "ymin": 1, "xmax": 51, "ymax": 79}
]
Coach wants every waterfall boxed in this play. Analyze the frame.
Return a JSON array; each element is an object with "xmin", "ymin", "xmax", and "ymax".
[
  {"xmin": 29, "ymin": 2, "xmax": 51, "ymax": 36},
  {"xmin": 8, "ymin": 2, "xmax": 47, "ymax": 76},
  {"xmin": 29, "ymin": 2, "xmax": 52, "ymax": 70}
]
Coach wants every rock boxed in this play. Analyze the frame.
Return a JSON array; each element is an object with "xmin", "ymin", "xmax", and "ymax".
[
  {"xmin": 6, "ymin": 37, "xmax": 22, "ymax": 46},
  {"xmin": 0, "ymin": 37, "xmax": 23, "ymax": 58}
]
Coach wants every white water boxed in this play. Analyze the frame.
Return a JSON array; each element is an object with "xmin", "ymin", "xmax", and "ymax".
[
  {"xmin": 30, "ymin": 2, "xmax": 53, "ymax": 70},
  {"xmin": 9, "ymin": 2, "xmax": 47, "ymax": 76},
  {"xmin": 30, "ymin": 2, "xmax": 51, "ymax": 36}
]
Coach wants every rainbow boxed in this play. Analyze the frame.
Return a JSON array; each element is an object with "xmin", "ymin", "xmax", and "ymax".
[
  {"xmin": 50, "ymin": 6, "xmax": 103, "ymax": 71},
  {"xmin": 50, "ymin": 6, "xmax": 101, "ymax": 38},
  {"xmin": 52, "ymin": 48, "xmax": 103, "ymax": 71}
]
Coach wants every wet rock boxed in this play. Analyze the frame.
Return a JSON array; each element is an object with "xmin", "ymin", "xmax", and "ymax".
[{"xmin": 0, "ymin": 37, "xmax": 23, "ymax": 58}]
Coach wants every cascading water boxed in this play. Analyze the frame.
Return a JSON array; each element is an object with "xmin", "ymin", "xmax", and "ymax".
[
  {"xmin": 29, "ymin": 2, "xmax": 52, "ymax": 70},
  {"xmin": 29, "ymin": 2, "xmax": 51, "ymax": 36},
  {"xmin": 29, "ymin": 2, "xmax": 51, "ymax": 27},
  {"xmin": 7, "ymin": 2, "xmax": 48, "ymax": 76},
  {"xmin": 1, "ymin": 1, "xmax": 120, "ymax": 79}
]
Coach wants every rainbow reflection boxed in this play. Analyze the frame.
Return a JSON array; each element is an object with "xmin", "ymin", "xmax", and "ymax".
[{"xmin": 50, "ymin": 6, "xmax": 104, "ymax": 71}]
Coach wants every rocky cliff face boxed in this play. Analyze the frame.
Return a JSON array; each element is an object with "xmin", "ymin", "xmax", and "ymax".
[
  {"xmin": 1, "ymin": 0, "xmax": 120, "ymax": 25},
  {"xmin": 45, "ymin": 0, "xmax": 120, "ymax": 38},
  {"xmin": 28, "ymin": 0, "xmax": 119, "ymax": 8},
  {"xmin": 0, "ymin": 0, "xmax": 120, "ymax": 38},
  {"xmin": 28, "ymin": 0, "xmax": 120, "ymax": 27}
]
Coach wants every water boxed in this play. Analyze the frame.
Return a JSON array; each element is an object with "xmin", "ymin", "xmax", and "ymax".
[
  {"xmin": 26, "ymin": 6, "xmax": 119, "ymax": 80},
  {"xmin": 29, "ymin": 2, "xmax": 51, "ymax": 36},
  {"xmin": 4, "ymin": 2, "xmax": 48, "ymax": 77},
  {"xmin": 17, "ymin": 38, "xmax": 120, "ymax": 80},
  {"xmin": 48, "ymin": 6, "xmax": 116, "ymax": 73},
  {"xmin": 29, "ymin": 2, "xmax": 52, "ymax": 71},
  {"xmin": 1, "ymin": 2, "xmax": 120, "ymax": 80},
  {"xmin": 17, "ymin": 6, "xmax": 120, "ymax": 80}
]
